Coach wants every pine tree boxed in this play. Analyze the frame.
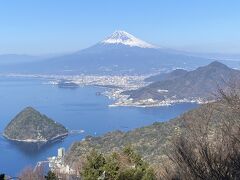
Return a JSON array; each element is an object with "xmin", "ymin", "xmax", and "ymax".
[
  {"xmin": 81, "ymin": 147, "xmax": 157, "ymax": 180},
  {"xmin": 81, "ymin": 150, "xmax": 106, "ymax": 180}
]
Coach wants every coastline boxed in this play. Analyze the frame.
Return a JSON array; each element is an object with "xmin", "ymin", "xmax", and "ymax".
[
  {"xmin": 2, "ymin": 132, "xmax": 68, "ymax": 144},
  {"xmin": 102, "ymin": 88, "xmax": 215, "ymax": 108},
  {"xmin": 108, "ymin": 98, "xmax": 214, "ymax": 108}
]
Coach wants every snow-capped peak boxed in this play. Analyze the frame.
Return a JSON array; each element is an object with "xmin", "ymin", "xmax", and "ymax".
[{"xmin": 101, "ymin": 30, "xmax": 156, "ymax": 48}]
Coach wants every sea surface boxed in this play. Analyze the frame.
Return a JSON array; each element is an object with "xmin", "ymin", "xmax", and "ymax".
[{"xmin": 0, "ymin": 76, "xmax": 199, "ymax": 176}]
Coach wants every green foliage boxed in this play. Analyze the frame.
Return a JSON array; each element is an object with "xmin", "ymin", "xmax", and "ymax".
[
  {"xmin": 117, "ymin": 168, "xmax": 135, "ymax": 180},
  {"xmin": 119, "ymin": 146, "xmax": 156, "ymax": 180},
  {"xmin": 45, "ymin": 171, "xmax": 58, "ymax": 180},
  {"xmin": 81, "ymin": 147, "xmax": 156, "ymax": 180},
  {"xmin": 103, "ymin": 153, "xmax": 120, "ymax": 179},
  {"xmin": 81, "ymin": 150, "xmax": 106, "ymax": 180},
  {"xmin": 117, "ymin": 167, "xmax": 156, "ymax": 180},
  {"xmin": 4, "ymin": 107, "xmax": 67, "ymax": 141},
  {"xmin": 142, "ymin": 168, "xmax": 157, "ymax": 180},
  {"xmin": 123, "ymin": 145, "xmax": 147, "ymax": 169}
]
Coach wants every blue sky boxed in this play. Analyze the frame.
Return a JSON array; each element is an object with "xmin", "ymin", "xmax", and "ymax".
[{"xmin": 0, "ymin": 0, "xmax": 240, "ymax": 54}]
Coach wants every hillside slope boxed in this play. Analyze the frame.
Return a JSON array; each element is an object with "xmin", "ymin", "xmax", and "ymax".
[
  {"xmin": 4, "ymin": 107, "xmax": 68, "ymax": 142},
  {"xmin": 124, "ymin": 61, "xmax": 240, "ymax": 102},
  {"xmin": 65, "ymin": 102, "xmax": 228, "ymax": 166}
]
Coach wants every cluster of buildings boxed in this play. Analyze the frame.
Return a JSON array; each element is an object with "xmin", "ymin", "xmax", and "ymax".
[
  {"xmin": 4, "ymin": 73, "xmax": 147, "ymax": 90},
  {"xmin": 48, "ymin": 148, "xmax": 76, "ymax": 175},
  {"xmin": 54, "ymin": 75, "xmax": 147, "ymax": 89}
]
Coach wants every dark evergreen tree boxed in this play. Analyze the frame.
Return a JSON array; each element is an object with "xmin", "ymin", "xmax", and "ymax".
[
  {"xmin": 81, "ymin": 150, "xmax": 106, "ymax": 180},
  {"xmin": 45, "ymin": 171, "xmax": 58, "ymax": 180},
  {"xmin": 81, "ymin": 148, "xmax": 156, "ymax": 180},
  {"xmin": 0, "ymin": 174, "xmax": 4, "ymax": 180}
]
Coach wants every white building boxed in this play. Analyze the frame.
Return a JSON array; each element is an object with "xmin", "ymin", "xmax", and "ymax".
[
  {"xmin": 58, "ymin": 147, "xmax": 65, "ymax": 158},
  {"xmin": 48, "ymin": 147, "xmax": 76, "ymax": 175}
]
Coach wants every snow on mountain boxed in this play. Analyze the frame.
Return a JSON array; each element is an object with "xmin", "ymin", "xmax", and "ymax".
[
  {"xmin": 2, "ymin": 30, "xmax": 217, "ymax": 75},
  {"xmin": 101, "ymin": 30, "xmax": 156, "ymax": 48}
]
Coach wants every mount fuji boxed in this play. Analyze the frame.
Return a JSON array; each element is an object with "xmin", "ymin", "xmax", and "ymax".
[
  {"xmin": 101, "ymin": 30, "xmax": 156, "ymax": 48},
  {"xmin": 1, "ymin": 30, "xmax": 214, "ymax": 74}
]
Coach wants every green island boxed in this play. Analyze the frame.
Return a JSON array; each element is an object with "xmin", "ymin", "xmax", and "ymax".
[{"xmin": 3, "ymin": 107, "xmax": 68, "ymax": 143}]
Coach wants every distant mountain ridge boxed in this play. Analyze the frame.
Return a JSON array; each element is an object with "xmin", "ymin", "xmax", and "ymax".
[
  {"xmin": 0, "ymin": 54, "xmax": 40, "ymax": 65},
  {"xmin": 124, "ymin": 61, "xmax": 240, "ymax": 102},
  {"xmin": 145, "ymin": 69, "xmax": 188, "ymax": 82},
  {"xmin": 0, "ymin": 30, "xmax": 214, "ymax": 75}
]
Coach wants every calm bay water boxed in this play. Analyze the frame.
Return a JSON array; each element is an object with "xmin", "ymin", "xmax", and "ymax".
[{"xmin": 0, "ymin": 77, "xmax": 198, "ymax": 176}]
